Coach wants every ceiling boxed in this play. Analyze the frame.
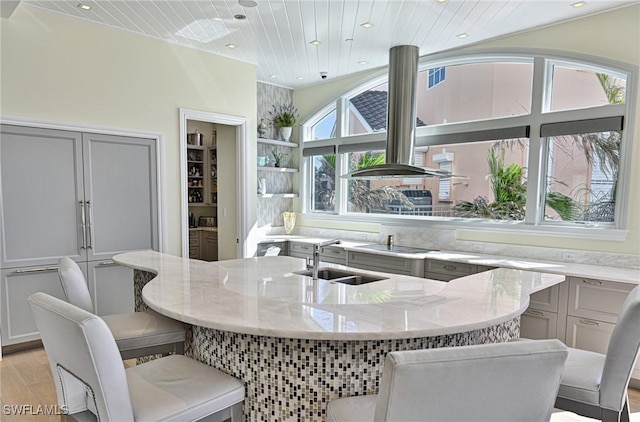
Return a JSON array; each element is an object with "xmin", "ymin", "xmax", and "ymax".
[{"xmin": 18, "ymin": 0, "xmax": 639, "ymax": 89}]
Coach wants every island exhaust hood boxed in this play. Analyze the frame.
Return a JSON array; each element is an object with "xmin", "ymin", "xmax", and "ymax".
[{"xmin": 343, "ymin": 45, "xmax": 454, "ymax": 180}]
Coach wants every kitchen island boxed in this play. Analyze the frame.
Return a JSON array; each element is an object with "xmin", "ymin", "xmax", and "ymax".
[{"xmin": 114, "ymin": 251, "xmax": 564, "ymax": 421}]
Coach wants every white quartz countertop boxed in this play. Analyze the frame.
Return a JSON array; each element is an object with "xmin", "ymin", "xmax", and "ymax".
[
  {"xmin": 114, "ymin": 250, "xmax": 564, "ymax": 340},
  {"xmin": 258, "ymin": 236, "xmax": 640, "ymax": 284}
]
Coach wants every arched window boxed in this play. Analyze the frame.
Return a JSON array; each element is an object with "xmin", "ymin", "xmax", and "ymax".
[{"xmin": 301, "ymin": 51, "xmax": 633, "ymax": 235}]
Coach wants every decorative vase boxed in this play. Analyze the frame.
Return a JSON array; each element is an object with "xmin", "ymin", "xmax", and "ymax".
[
  {"xmin": 283, "ymin": 212, "xmax": 296, "ymax": 235},
  {"xmin": 279, "ymin": 126, "xmax": 292, "ymax": 142},
  {"xmin": 259, "ymin": 178, "xmax": 267, "ymax": 195}
]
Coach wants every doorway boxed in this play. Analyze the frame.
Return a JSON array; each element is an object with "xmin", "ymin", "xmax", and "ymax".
[{"xmin": 179, "ymin": 109, "xmax": 248, "ymax": 259}]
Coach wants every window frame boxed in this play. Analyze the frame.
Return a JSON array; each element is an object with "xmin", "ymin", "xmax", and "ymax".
[{"xmin": 300, "ymin": 49, "xmax": 637, "ymax": 240}]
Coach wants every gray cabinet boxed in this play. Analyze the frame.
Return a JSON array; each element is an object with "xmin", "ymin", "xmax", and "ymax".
[
  {"xmin": 203, "ymin": 231, "xmax": 218, "ymax": 261},
  {"xmin": 347, "ymin": 251, "xmax": 424, "ymax": 276},
  {"xmin": 0, "ymin": 125, "xmax": 158, "ymax": 346},
  {"xmin": 425, "ymin": 260, "xmax": 477, "ymax": 282},
  {"xmin": 289, "ymin": 242, "xmax": 314, "ymax": 259},
  {"xmin": 257, "ymin": 241, "xmax": 287, "ymax": 256},
  {"xmin": 1, "ymin": 265, "xmax": 67, "ymax": 345},
  {"xmin": 87, "ymin": 261, "xmax": 134, "ymax": 316},
  {"xmin": 319, "ymin": 246, "xmax": 346, "ymax": 265}
]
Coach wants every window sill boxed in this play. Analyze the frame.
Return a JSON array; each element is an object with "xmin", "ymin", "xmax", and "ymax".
[{"xmin": 300, "ymin": 212, "xmax": 628, "ymax": 242}]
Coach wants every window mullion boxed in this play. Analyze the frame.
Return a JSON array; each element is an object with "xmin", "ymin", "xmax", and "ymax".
[{"xmin": 524, "ymin": 56, "xmax": 548, "ymax": 225}]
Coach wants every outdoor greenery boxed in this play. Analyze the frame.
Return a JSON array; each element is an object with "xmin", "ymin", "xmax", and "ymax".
[
  {"xmin": 269, "ymin": 103, "xmax": 299, "ymax": 128},
  {"xmin": 454, "ymin": 72, "xmax": 623, "ymax": 223},
  {"xmin": 312, "ymin": 152, "xmax": 412, "ymax": 213}
]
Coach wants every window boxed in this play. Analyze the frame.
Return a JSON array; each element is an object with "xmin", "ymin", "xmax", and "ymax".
[
  {"xmin": 302, "ymin": 52, "xmax": 633, "ymax": 235},
  {"xmin": 428, "ymin": 67, "xmax": 446, "ymax": 89},
  {"xmin": 417, "ymin": 61, "xmax": 533, "ymax": 125},
  {"xmin": 311, "ymin": 109, "xmax": 337, "ymax": 140},
  {"xmin": 347, "ymin": 82, "xmax": 388, "ymax": 135},
  {"xmin": 310, "ymin": 154, "xmax": 336, "ymax": 212}
]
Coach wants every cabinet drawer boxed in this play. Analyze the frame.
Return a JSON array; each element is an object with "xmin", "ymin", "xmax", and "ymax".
[
  {"xmin": 565, "ymin": 315, "xmax": 615, "ymax": 355},
  {"xmin": 348, "ymin": 251, "xmax": 424, "ymax": 276},
  {"xmin": 289, "ymin": 242, "xmax": 314, "ymax": 258},
  {"xmin": 189, "ymin": 232, "xmax": 200, "ymax": 246},
  {"xmin": 320, "ymin": 246, "xmax": 346, "ymax": 265},
  {"xmin": 520, "ymin": 309, "xmax": 558, "ymax": 340},
  {"xmin": 425, "ymin": 271, "xmax": 459, "ymax": 282},
  {"xmin": 568, "ymin": 277, "xmax": 634, "ymax": 323},
  {"xmin": 426, "ymin": 260, "xmax": 477, "ymax": 277},
  {"xmin": 257, "ymin": 241, "xmax": 287, "ymax": 257},
  {"xmin": 529, "ymin": 285, "xmax": 560, "ymax": 312}
]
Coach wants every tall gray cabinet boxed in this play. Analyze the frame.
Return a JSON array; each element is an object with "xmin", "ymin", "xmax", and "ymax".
[{"xmin": 0, "ymin": 125, "xmax": 159, "ymax": 346}]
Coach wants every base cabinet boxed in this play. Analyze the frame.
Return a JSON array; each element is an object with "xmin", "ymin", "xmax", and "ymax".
[
  {"xmin": 348, "ymin": 251, "xmax": 424, "ymax": 276},
  {"xmin": 203, "ymin": 231, "xmax": 218, "ymax": 262},
  {"xmin": 1, "ymin": 266, "xmax": 66, "ymax": 346},
  {"xmin": 520, "ymin": 309, "xmax": 558, "ymax": 340},
  {"xmin": 565, "ymin": 315, "xmax": 615, "ymax": 354},
  {"xmin": 87, "ymin": 261, "xmax": 134, "ymax": 316}
]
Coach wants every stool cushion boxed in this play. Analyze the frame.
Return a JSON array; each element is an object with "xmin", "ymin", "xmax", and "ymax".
[
  {"xmin": 103, "ymin": 309, "xmax": 185, "ymax": 351},
  {"xmin": 557, "ymin": 347, "xmax": 605, "ymax": 406},
  {"xmin": 126, "ymin": 355, "xmax": 244, "ymax": 422}
]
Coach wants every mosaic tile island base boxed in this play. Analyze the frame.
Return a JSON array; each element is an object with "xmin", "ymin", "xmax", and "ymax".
[{"xmin": 119, "ymin": 251, "xmax": 564, "ymax": 421}]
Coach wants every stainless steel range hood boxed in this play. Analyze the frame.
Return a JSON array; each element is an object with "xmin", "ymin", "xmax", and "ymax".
[{"xmin": 344, "ymin": 45, "xmax": 452, "ymax": 180}]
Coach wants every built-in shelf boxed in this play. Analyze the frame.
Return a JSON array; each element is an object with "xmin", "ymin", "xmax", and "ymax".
[
  {"xmin": 257, "ymin": 138, "xmax": 298, "ymax": 148},
  {"xmin": 258, "ymin": 166, "xmax": 298, "ymax": 173},
  {"xmin": 258, "ymin": 193, "xmax": 299, "ymax": 198}
]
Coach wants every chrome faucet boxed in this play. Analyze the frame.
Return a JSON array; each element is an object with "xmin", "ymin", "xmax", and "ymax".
[{"xmin": 306, "ymin": 239, "xmax": 342, "ymax": 280}]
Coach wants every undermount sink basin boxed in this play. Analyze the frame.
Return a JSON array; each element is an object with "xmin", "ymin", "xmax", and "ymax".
[{"xmin": 294, "ymin": 268, "xmax": 387, "ymax": 285}]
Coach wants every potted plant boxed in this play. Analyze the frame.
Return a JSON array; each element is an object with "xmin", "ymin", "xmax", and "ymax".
[
  {"xmin": 269, "ymin": 103, "xmax": 299, "ymax": 142},
  {"xmin": 271, "ymin": 148, "xmax": 288, "ymax": 167}
]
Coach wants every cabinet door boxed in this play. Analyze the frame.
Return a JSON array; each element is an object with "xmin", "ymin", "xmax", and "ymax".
[
  {"xmin": 565, "ymin": 315, "xmax": 615, "ymax": 354},
  {"xmin": 320, "ymin": 246, "xmax": 346, "ymax": 265},
  {"xmin": 0, "ymin": 125, "xmax": 85, "ymax": 268},
  {"xmin": 86, "ymin": 260, "xmax": 134, "ymax": 316},
  {"xmin": 82, "ymin": 133, "xmax": 159, "ymax": 261},
  {"xmin": 1, "ymin": 264, "xmax": 73, "ymax": 345},
  {"xmin": 348, "ymin": 251, "xmax": 424, "ymax": 276},
  {"xmin": 520, "ymin": 309, "xmax": 558, "ymax": 340},
  {"xmin": 568, "ymin": 277, "xmax": 634, "ymax": 323},
  {"xmin": 204, "ymin": 232, "xmax": 218, "ymax": 261},
  {"xmin": 529, "ymin": 285, "xmax": 560, "ymax": 312},
  {"xmin": 289, "ymin": 242, "xmax": 313, "ymax": 259}
]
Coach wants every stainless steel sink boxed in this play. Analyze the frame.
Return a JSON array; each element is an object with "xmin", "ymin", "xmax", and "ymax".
[{"xmin": 294, "ymin": 268, "xmax": 387, "ymax": 285}]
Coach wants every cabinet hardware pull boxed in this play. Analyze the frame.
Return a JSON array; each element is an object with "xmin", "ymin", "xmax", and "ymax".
[
  {"xmin": 87, "ymin": 200, "xmax": 94, "ymax": 249},
  {"xmin": 79, "ymin": 201, "xmax": 87, "ymax": 249},
  {"xmin": 331, "ymin": 250, "xmax": 341, "ymax": 254},
  {"xmin": 526, "ymin": 310, "xmax": 544, "ymax": 317},
  {"xmin": 443, "ymin": 265, "xmax": 457, "ymax": 271},
  {"xmin": 582, "ymin": 279, "xmax": 602, "ymax": 286},
  {"xmin": 579, "ymin": 319, "xmax": 600, "ymax": 326},
  {"xmin": 14, "ymin": 266, "xmax": 58, "ymax": 274},
  {"xmin": 98, "ymin": 260, "xmax": 115, "ymax": 266}
]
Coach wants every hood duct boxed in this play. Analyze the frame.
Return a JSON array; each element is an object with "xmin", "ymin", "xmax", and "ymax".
[{"xmin": 343, "ymin": 45, "xmax": 453, "ymax": 180}]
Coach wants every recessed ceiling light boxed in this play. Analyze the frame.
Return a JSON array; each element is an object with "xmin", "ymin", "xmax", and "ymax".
[
  {"xmin": 570, "ymin": 1, "xmax": 587, "ymax": 7},
  {"xmin": 234, "ymin": 14, "xmax": 247, "ymax": 20},
  {"xmin": 238, "ymin": 0, "xmax": 257, "ymax": 7},
  {"xmin": 296, "ymin": 76, "xmax": 304, "ymax": 80},
  {"xmin": 360, "ymin": 22, "xmax": 374, "ymax": 29},
  {"xmin": 456, "ymin": 33, "xmax": 469, "ymax": 39},
  {"xmin": 269, "ymin": 75, "xmax": 277, "ymax": 79},
  {"xmin": 226, "ymin": 43, "xmax": 238, "ymax": 49},
  {"xmin": 310, "ymin": 40, "xmax": 321, "ymax": 46},
  {"xmin": 77, "ymin": 3, "xmax": 91, "ymax": 10},
  {"xmin": 358, "ymin": 60, "xmax": 368, "ymax": 65},
  {"xmin": 437, "ymin": 0, "xmax": 448, "ymax": 3}
]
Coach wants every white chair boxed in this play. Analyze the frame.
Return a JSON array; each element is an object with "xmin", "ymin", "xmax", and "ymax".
[
  {"xmin": 57, "ymin": 257, "xmax": 185, "ymax": 359},
  {"xmin": 555, "ymin": 285, "xmax": 640, "ymax": 422},
  {"xmin": 28, "ymin": 292, "xmax": 244, "ymax": 422},
  {"xmin": 326, "ymin": 339, "xmax": 568, "ymax": 422}
]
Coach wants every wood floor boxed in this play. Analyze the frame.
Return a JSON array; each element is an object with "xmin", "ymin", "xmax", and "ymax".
[{"xmin": 2, "ymin": 347, "xmax": 640, "ymax": 421}]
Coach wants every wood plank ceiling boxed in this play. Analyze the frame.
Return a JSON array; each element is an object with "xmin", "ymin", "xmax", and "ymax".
[{"xmin": 21, "ymin": 0, "xmax": 639, "ymax": 88}]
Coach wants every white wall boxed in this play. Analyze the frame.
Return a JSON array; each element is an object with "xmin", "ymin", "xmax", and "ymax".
[
  {"xmin": 293, "ymin": 5, "xmax": 640, "ymax": 256},
  {"xmin": 0, "ymin": 6, "xmax": 258, "ymax": 256}
]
